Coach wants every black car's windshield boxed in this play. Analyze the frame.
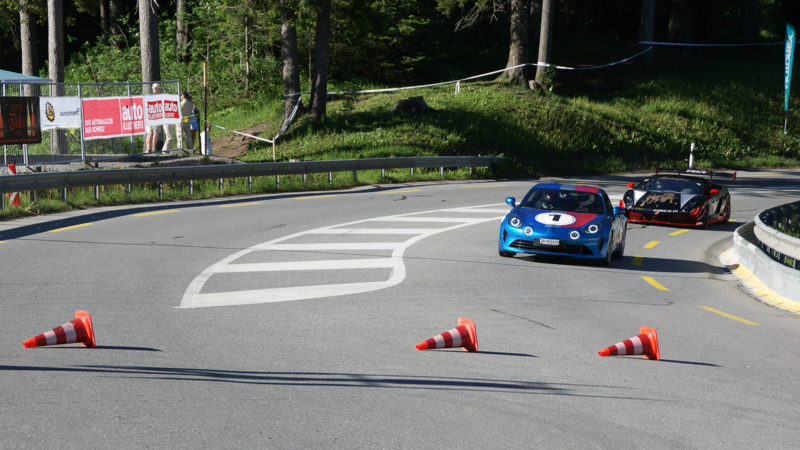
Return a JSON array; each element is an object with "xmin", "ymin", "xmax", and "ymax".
[
  {"xmin": 520, "ymin": 189, "xmax": 604, "ymax": 214},
  {"xmin": 638, "ymin": 177, "xmax": 702, "ymax": 195}
]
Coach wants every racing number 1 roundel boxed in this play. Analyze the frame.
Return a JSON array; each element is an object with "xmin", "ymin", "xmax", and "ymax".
[{"xmin": 534, "ymin": 213, "xmax": 577, "ymax": 226}]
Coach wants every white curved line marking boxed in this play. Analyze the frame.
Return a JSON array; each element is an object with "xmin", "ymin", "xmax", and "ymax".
[{"xmin": 178, "ymin": 204, "xmax": 505, "ymax": 309}]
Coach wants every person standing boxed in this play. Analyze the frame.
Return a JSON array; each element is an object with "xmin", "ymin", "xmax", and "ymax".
[
  {"xmin": 179, "ymin": 91, "xmax": 193, "ymax": 152},
  {"xmin": 190, "ymin": 102, "xmax": 200, "ymax": 153},
  {"xmin": 145, "ymin": 83, "xmax": 162, "ymax": 153}
]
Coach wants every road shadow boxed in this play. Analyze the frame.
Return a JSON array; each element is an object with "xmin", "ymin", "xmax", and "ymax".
[
  {"xmin": 517, "ymin": 254, "xmax": 728, "ymax": 275},
  {"xmin": 0, "ymin": 365, "xmax": 662, "ymax": 400}
]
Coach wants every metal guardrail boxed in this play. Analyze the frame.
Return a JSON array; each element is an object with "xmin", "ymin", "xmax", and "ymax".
[
  {"xmin": 0, "ymin": 156, "xmax": 505, "ymax": 194},
  {"xmin": 754, "ymin": 201, "xmax": 800, "ymax": 269}
]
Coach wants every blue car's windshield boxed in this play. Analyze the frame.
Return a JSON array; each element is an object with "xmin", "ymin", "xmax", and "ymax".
[
  {"xmin": 638, "ymin": 177, "xmax": 702, "ymax": 195},
  {"xmin": 520, "ymin": 189, "xmax": 604, "ymax": 214}
]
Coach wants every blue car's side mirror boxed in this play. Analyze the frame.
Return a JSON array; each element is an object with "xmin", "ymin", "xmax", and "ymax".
[
  {"xmin": 612, "ymin": 206, "xmax": 625, "ymax": 216},
  {"xmin": 505, "ymin": 197, "xmax": 516, "ymax": 207}
]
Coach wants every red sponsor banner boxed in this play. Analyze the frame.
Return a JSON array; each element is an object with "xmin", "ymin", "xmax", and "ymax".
[
  {"xmin": 82, "ymin": 97, "xmax": 145, "ymax": 140},
  {"xmin": 144, "ymin": 94, "xmax": 181, "ymax": 126}
]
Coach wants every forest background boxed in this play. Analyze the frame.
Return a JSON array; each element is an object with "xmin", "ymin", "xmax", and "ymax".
[{"xmin": 2, "ymin": 0, "xmax": 800, "ymax": 176}]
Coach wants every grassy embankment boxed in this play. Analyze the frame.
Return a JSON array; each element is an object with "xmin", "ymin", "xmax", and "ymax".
[{"xmin": 3, "ymin": 54, "xmax": 799, "ymax": 219}]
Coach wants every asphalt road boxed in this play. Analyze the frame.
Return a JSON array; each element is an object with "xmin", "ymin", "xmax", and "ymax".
[{"xmin": 1, "ymin": 169, "xmax": 799, "ymax": 449}]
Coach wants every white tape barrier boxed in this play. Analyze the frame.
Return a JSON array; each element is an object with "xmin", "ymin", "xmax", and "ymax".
[
  {"xmin": 208, "ymin": 96, "xmax": 303, "ymax": 145},
  {"xmin": 208, "ymin": 123, "xmax": 274, "ymax": 144},
  {"xmin": 285, "ymin": 47, "xmax": 655, "ymax": 98},
  {"xmin": 638, "ymin": 40, "xmax": 782, "ymax": 47}
]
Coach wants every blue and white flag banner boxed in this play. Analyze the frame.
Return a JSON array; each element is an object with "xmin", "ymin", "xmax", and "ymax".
[{"xmin": 786, "ymin": 24, "xmax": 796, "ymax": 112}]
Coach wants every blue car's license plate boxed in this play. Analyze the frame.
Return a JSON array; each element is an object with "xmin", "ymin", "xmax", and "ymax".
[{"xmin": 539, "ymin": 238, "xmax": 560, "ymax": 246}]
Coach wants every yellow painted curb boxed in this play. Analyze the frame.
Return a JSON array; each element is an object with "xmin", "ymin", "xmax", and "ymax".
[{"xmin": 725, "ymin": 258, "xmax": 800, "ymax": 315}]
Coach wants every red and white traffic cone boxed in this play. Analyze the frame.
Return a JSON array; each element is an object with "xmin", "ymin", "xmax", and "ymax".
[
  {"xmin": 416, "ymin": 318, "xmax": 478, "ymax": 352},
  {"xmin": 7, "ymin": 163, "xmax": 19, "ymax": 207},
  {"xmin": 23, "ymin": 310, "xmax": 96, "ymax": 348},
  {"xmin": 598, "ymin": 326, "xmax": 660, "ymax": 360}
]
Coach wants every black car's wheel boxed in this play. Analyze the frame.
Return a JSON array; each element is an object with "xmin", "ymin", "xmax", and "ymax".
[
  {"xmin": 722, "ymin": 199, "xmax": 731, "ymax": 224},
  {"xmin": 499, "ymin": 251, "xmax": 515, "ymax": 258},
  {"xmin": 612, "ymin": 229, "xmax": 626, "ymax": 259}
]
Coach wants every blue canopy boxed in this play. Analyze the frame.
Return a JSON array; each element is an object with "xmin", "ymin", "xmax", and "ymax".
[{"xmin": 0, "ymin": 69, "xmax": 52, "ymax": 84}]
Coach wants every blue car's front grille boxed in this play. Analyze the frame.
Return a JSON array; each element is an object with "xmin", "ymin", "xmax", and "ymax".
[{"xmin": 509, "ymin": 239, "xmax": 594, "ymax": 255}]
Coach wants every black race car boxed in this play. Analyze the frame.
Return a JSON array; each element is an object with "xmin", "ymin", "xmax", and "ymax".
[{"xmin": 620, "ymin": 167, "xmax": 735, "ymax": 228}]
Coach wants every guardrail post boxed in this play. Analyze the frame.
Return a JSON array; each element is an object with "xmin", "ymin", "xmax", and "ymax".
[
  {"xmin": 158, "ymin": 182, "xmax": 164, "ymax": 199},
  {"xmin": 248, "ymin": 176, "xmax": 253, "ymax": 191},
  {"xmin": 410, "ymin": 167, "xmax": 414, "ymax": 178},
  {"xmin": 469, "ymin": 166, "xmax": 473, "ymax": 174},
  {"xmin": 126, "ymin": 184, "xmax": 131, "ymax": 199},
  {"xmin": 189, "ymin": 180, "xmax": 194, "ymax": 196},
  {"xmin": 353, "ymin": 171, "xmax": 357, "ymax": 183},
  {"xmin": 219, "ymin": 178, "xmax": 223, "ymax": 192},
  {"xmin": 276, "ymin": 175, "xmax": 280, "ymax": 190},
  {"xmin": 328, "ymin": 172, "xmax": 332, "ymax": 186},
  {"xmin": 302, "ymin": 174, "xmax": 307, "ymax": 187},
  {"xmin": 30, "ymin": 191, "xmax": 36, "ymax": 206},
  {"xmin": 94, "ymin": 186, "xmax": 99, "ymax": 202},
  {"xmin": 381, "ymin": 169, "xmax": 385, "ymax": 180},
  {"xmin": 61, "ymin": 188, "xmax": 67, "ymax": 202},
  {"xmin": 440, "ymin": 167, "xmax": 444, "ymax": 179}
]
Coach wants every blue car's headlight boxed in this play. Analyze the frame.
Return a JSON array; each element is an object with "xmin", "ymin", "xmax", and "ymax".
[
  {"xmin": 508, "ymin": 214, "xmax": 522, "ymax": 228},
  {"xmin": 583, "ymin": 223, "xmax": 601, "ymax": 234},
  {"xmin": 569, "ymin": 230, "xmax": 580, "ymax": 240}
]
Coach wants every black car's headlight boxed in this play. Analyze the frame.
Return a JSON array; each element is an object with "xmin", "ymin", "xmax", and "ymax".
[
  {"xmin": 583, "ymin": 223, "xmax": 601, "ymax": 234},
  {"xmin": 508, "ymin": 214, "xmax": 522, "ymax": 228}
]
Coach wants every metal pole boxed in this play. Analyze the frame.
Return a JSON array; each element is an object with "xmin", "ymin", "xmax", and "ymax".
[
  {"xmin": 158, "ymin": 182, "xmax": 163, "ymax": 199},
  {"xmin": 79, "ymin": 84, "xmax": 86, "ymax": 163},
  {"xmin": 689, "ymin": 143, "xmax": 694, "ymax": 169},
  {"xmin": 128, "ymin": 83, "xmax": 135, "ymax": 155},
  {"xmin": 784, "ymin": 110, "xmax": 789, "ymax": 135},
  {"xmin": 189, "ymin": 180, "xmax": 194, "ymax": 196},
  {"xmin": 94, "ymin": 186, "xmax": 100, "ymax": 202},
  {"xmin": 353, "ymin": 171, "xmax": 357, "ymax": 183},
  {"xmin": 20, "ymin": 83, "xmax": 28, "ymax": 167},
  {"xmin": 276, "ymin": 175, "xmax": 280, "ymax": 189},
  {"xmin": 219, "ymin": 178, "xmax": 223, "ymax": 192},
  {"xmin": 203, "ymin": 62, "xmax": 208, "ymax": 150},
  {"xmin": 328, "ymin": 172, "xmax": 332, "ymax": 185},
  {"xmin": 302, "ymin": 173, "xmax": 306, "ymax": 187},
  {"xmin": 248, "ymin": 176, "xmax": 253, "ymax": 191},
  {"xmin": 2, "ymin": 83, "xmax": 6, "ymax": 166}
]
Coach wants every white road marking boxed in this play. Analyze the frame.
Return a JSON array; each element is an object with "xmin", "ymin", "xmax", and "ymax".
[
  {"xmin": 307, "ymin": 228, "xmax": 441, "ymax": 235},
  {"xmin": 179, "ymin": 204, "xmax": 505, "ymax": 309}
]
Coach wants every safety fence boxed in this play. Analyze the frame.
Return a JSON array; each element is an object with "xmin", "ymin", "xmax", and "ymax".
[
  {"xmin": 754, "ymin": 201, "xmax": 800, "ymax": 270},
  {"xmin": 0, "ymin": 155, "xmax": 505, "ymax": 211},
  {"xmin": 1, "ymin": 80, "xmax": 181, "ymax": 166}
]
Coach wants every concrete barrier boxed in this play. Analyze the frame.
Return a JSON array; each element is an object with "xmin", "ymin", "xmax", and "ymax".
[{"xmin": 720, "ymin": 221, "xmax": 800, "ymax": 314}]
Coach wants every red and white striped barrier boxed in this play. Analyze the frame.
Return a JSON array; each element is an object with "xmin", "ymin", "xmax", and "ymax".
[
  {"xmin": 416, "ymin": 317, "xmax": 478, "ymax": 352},
  {"xmin": 23, "ymin": 310, "xmax": 96, "ymax": 348},
  {"xmin": 7, "ymin": 163, "xmax": 19, "ymax": 207},
  {"xmin": 598, "ymin": 326, "xmax": 660, "ymax": 360}
]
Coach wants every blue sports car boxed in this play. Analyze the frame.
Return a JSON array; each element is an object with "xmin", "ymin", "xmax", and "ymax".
[{"xmin": 498, "ymin": 183, "xmax": 627, "ymax": 265}]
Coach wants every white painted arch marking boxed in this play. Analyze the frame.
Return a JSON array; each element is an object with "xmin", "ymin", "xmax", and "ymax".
[{"xmin": 178, "ymin": 204, "xmax": 506, "ymax": 308}]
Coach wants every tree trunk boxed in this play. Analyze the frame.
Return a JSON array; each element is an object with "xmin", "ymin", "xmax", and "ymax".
[
  {"xmin": 668, "ymin": 1, "xmax": 694, "ymax": 56},
  {"xmin": 499, "ymin": 0, "xmax": 530, "ymax": 86},
  {"xmin": 100, "ymin": 0, "xmax": 109, "ymax": 44},
  {"xmin": 20, "ymin": 0, "xmax": 38, "ymax": 78},
  {"xmin": 563, "ymin": 0, "xmax": 571, "ymax": 30},
  {"xmin": 139, "ymin": 0, "xmax": 161, "ymax": 89},
  {"xmin": 535, "ymin": 0, "xmax": 554, "ymax": 87},
  {"xmin": 109, "ymin": 0, "xmax": 123, "ymax": 48},
  {"xmin": 742, "ymin": 0, "xmax": 759, "ymax": 42},
  {"xmin": 48, "ymin": 0, "xmax": 67, "ymax": 155},
  {"xmin": 176, "ymin": 0, "xmax": 190, "ymax": 62},
  {"xmin": 309, "ymin": 0, "xmax": 331, "ymax": 122},
  {"xmin": 639, "ymin": 0, "xmax": 655, "ymax": 72},
  {"xmin": 281, "ymin": 0, "xmax": 302, "ymax": 121},
  {"xmin": 530, "ymin": 1, "xmax": 541, "ymax": 53}
]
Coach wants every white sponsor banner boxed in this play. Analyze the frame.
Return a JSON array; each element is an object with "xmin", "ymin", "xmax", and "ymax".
[
  {"xmin": 144, "ymin": 94, "xmax": 182, "ymax": 126},
  {"xmin": 39, "ymin": 97, "xmax": 82, "ymax": 131}
]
